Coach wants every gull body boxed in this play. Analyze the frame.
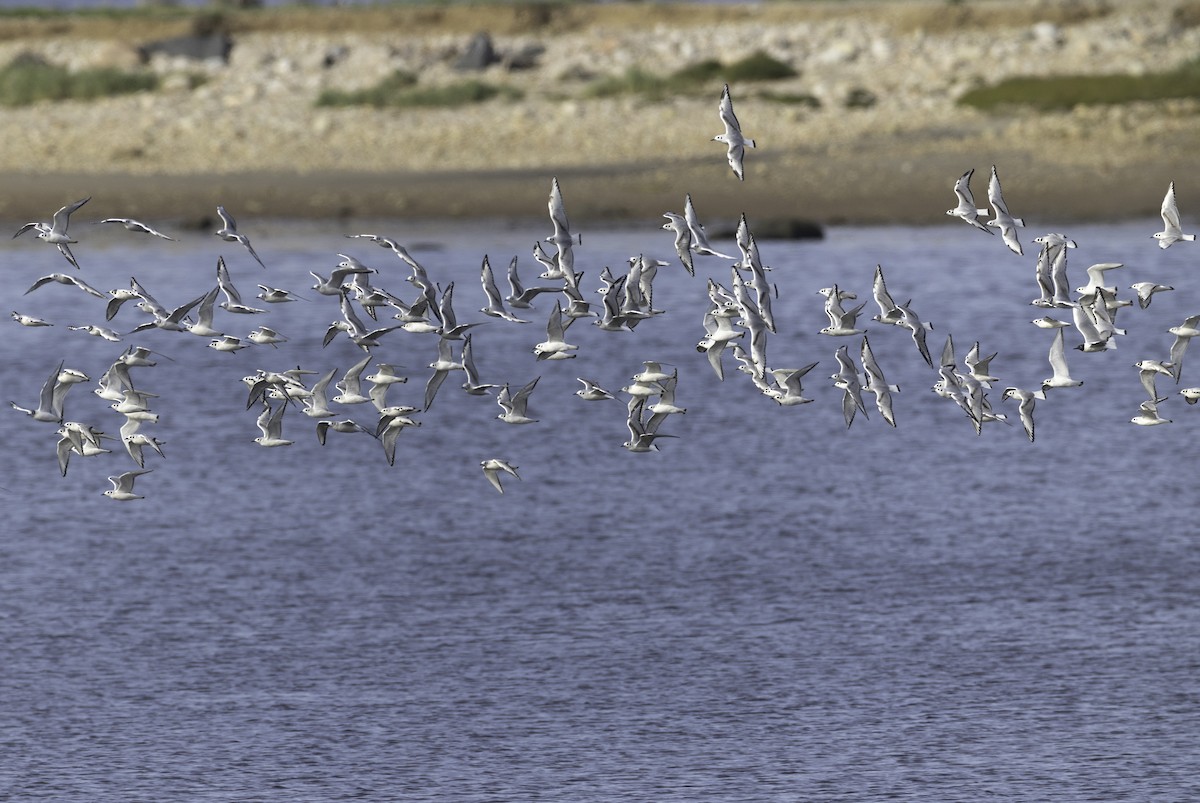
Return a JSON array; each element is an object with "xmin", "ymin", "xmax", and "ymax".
[
  {"xmin": 871, "ymin": 264, "xmax": 902, "ymax": 325},
  {"xmin": 214, "ymin": 205, "xmax": 266, "ymax": 268},
  {"xmin": 860, "ymin": 336, "xmax": 899, "ymax": 426},
  {"xmin": 68, "ymin": 323, "xmax": 121, "ymax": 342},
  {"xmin": 130, "ymin": 291, "xmax": 206, "ymax": 334},
  {"xmin": 1131, "ymin": 400, "xmax": 1171, "ymax": 426},
  {"xmin": 301, "ymin": 368, "xmax": 339, "ymax": 419},
  {"xmin": 985, "ymin": 165, "xmax": 1024, "ymax": 254},
  {"xmin": 820, "ymin": 299, "xmax": 867, "ymax": 337},
  {"xmin": 120, "ymin": 416, "xmax": 165, "ymax": 468},
  {"xmin": 424, "ymin": 337, "xmax": 464, "ymax": 411},
  {"xmin": 316, "ymin": 419, "xmax": 371, "ymax": 446},
  {"xmin": 332, "ymin": 354, "xmax": 374, "ymax": 405},
  {"xmin": 247, "ymin": 326, "xmax": 287, "ymax": 348},
  {"xmin": 460, "ymin": 334, "xmax": 498, "ymax": 396},
  {"xmin": 104, "ymin": 469, "xmax": 152, "ymax": 501},
  {"xmin": 832, "ymin": 345, "xmax": 868, "ymax": 428},
  {"xmin": 713, "ymin": 84, "xmax": 755, "ymax": 181},
  {"xmin": 1031, "ymin": 316, "xmax": 1070, "ymax": 329},
  {"xmin": 1167, "ymin": 314, "xmax": 1200, "ymax": 382},
  {"xmin": 15, "ymin": 196, "xmax": 89, "ymax": 269},
  {"xmin": 378, "ymin": 414, "xmax": 420, "ymax": 466},
  {"xmin": 1001, "ymin": 387, "xmax": 1045, "ymax": 442},
  {"xmin": 435, "ymin": 281, "xmax": 483, "ymax": 340},
  {"xmin": 497, "ymin": 376, "xmax": 540, "ymax": 424},
  {"xmin": 1153, "ymin": 181, "xmax": 1196, "ymax": 248},
  {"xmin": 186, "ymin": 286, "xmax": 224, "ymax": 337},
  {"xmin": 1135, "ymin": 359, "xmax": 1173, "ymax": 403},
  {"xmin": 645, "ymin": 369, "xmax": 686, "ymax": 432},
  {"xmin": 216, "ymin": 256, "xmax": 266, "ymax": 314},
  {"xmin": 13, "ymin": 311, "xmax": 52, "ymax": 327},
  {"xmin": 1042, "ymin": 329, "xmax": 1083, "ymax": 391},
  {"xmin": 1130, "ymin": 281, "xmax": 1174, "ymax": 309},
  {"xmin": 25, "ymin": 272, "xmax": 104, "ymax": 299},
  {"xmin": 481, "ymin": 458, "xmax": 521, "ymax": 494},
  {"xmin": 683, "ymin": 193, "xmax": 735, "ymax": 259},
  {"xmin": 623, "ymin": 397, "xmax": 677, "ymax": 452},
  {"xmin": 896, "ymin": 301, "xmax": 935, "ymax": 367},
  {"xmin": 345, "ymin": 233, "xmax": 424, "ymax": 272},
  {"xmin": 546, "ymin": 177, "xmax": 577, "ymax": 277},
  {"xmin": 253, "ymin": 403, "xmax": 293, "ymax": 447},
  {"xmin": 96, "ymin": 217, "xmax": 174, "ymax": 240},
  {"xmin": 506, "ymin": 255, "xmax": 559, "ymax": 310},
  {"xmin": 946, "ymin": 170, "xmax": 991, "ymax": 233},
  {"xmin": 770, "ymin": 363, "xmax": 819, "ymax": 407},
  {"xmin": 11, "ymin": 361, "xmax": 73, "ymax": 423},
  {"xmin": 662, "ymin": 212, "xmax": 696, "ymax": 277},
  {"xmin": 208, "ymin": 335, "xmax": 248, "ymax": 353},
  {"xmin": 479, "ymin": 255, "xmax": 529, "ymax": 323},
  {"xmin": 533, "ymin": 301, "xmax": 578, "ymax": 360},
  {"xmin": 311, "ymin": 261, "xmax": 373, "ymax": 296},
  {"xmin": 575, "ymin": 377, "xmax": 614, "ymax": 401},
  {"xmin": 257, "ymin": 284, "xmax": 307, "ymax": 303}
]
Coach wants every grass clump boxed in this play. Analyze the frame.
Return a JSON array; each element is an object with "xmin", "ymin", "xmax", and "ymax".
[
  {"xmin": 669, "ymin": 59, "xmax": 723, "ymax": 85},
  {"xmin": 722, "ymin": 51, "xmax": 797, "ymax": 82},
  {"xmin": 389, "ymin": 80, "xmax": 522, "ymax": 108},
  {"xmin": 759, "ymin": 90, "xmax": 821, "ymax": 109},
  {"xmin": 0, "ymin": 57, "xmax": 157, "ymax": 106},
  {"xmin": 586, "ymin": 50, "xmax": 797, "ymax": 99},
  {"xmin": 844, "ymin": 87, "xmax": 877, "ymax": 109},
  {"xmin": 584, "ymin": 67, "xmax": 674, "ymax": 100},
  {"xmin": 316, "ymin": 70, "xmax": 418, "ymax": 107},
  {"xmin": 317, "ymin": 72, "xmax": 522, "ymax": 109},
  {"xmin": 958, "ymin": 57, "xmax": 1200, "ymax": 111}
]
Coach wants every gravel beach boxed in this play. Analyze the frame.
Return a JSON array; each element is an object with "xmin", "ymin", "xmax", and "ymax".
[{"xmin": 0, "ymin": 0, "xmax": 1198, "ymax": 225}]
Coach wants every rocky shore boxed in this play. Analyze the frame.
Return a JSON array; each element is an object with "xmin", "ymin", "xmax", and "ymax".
[{"xmin": 0, "ymin": 0, "xmax": 1198, "ymax": 226}]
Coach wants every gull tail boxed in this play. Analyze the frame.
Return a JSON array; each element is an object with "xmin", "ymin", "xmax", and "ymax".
[
  {"xmin": 746, "ymin": 139, "xmax": 756, "ymax": 149},
  {"xmin": 1185, "ymin": 234, "xmax": 1197, "ymax": 242}
]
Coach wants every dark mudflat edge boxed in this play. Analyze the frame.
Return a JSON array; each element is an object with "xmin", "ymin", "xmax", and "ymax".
[{"xmin": 0, "ymin": 149, "xmax": 1183, "ymax": 230}]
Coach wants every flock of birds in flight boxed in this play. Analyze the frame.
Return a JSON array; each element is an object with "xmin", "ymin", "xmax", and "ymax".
[{"xmin": 7, "ymin": 83, "xmax": 1198, "ymax": 499}]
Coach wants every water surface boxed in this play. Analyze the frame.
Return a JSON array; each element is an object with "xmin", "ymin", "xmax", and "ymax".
[{"xmin": 2, "ymin": 218, "xmax": 1197, "ymax": 800}]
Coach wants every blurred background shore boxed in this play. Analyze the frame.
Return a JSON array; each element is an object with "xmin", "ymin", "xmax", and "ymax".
[{"xmin": 0, "ymin": 0, "xmax": 1198, "ymax": 226}]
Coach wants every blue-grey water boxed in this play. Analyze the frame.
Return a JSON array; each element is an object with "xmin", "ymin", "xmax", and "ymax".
[{"xmin": 2, "ymin": 215, "xmax": 1199, "ymax": 800}]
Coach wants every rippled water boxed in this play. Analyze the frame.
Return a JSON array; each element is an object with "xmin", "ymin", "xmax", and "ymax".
[{"xmin": 2, "ymin": 217, "xmax": 1198, "ymax": 800}]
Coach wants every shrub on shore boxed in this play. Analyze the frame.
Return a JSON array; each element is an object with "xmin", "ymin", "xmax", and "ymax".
[
  {"xmin": 958, "ymin": 57, "xmax": 1200, "ymax": 111},
  {"xmin": 0, "ymin": 57, "xmax": 157, "ymax": 106},
  {"xmin": 585, "ymin": 50, "xmax": 796, "ymax": 99},
  {"xmin": 316, "ymin": 71, "xmax": 522, "ymax": 109}
]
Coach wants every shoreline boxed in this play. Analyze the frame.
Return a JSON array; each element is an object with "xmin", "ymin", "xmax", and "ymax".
[
  {"xmin": 0, "ymin": 0, "xmax": 1195, "ymax": 227},
  {"xmin": 0, "ymin": 144, "xmax": 1177, "ymax": 230}
]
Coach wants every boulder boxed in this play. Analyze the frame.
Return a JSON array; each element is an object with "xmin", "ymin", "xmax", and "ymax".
[
  {"xmin": 503, "ymin": 44, "xmax": 545, "ymax": 71},
  {"xmin": 137, "ymin": 33, "xmax": 233, "ymax": 64},
  {"xmin": 454, "ymin": 32, "xmax": 496, "ymax": 71}
]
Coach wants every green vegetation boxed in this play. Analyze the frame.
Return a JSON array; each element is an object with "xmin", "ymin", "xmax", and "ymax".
[
  {"xmin": 0, "ymin": 57, "xmax": 157, "ymax": 107},
  {"xmin": 316, "ymin": 70, "xmax": 418, "ymax": 107},
  {"xmin": 585, "ymin": 50, "xmax": 796, "ymax": 100},
  {"xmin": 585, "ymin": 67, "xmax": 676, "ymax": 100},
  {"xmin": 957, "ymin": 57, "xmax": 1200, "ymax": 111},
  {"xmin": 316, "ymin": 71, "xmax": 522, "ymax": 109},
  {"xmin": 758, "ymin": 90, "xmax": 821, "ymax": 109},
  {"xmin": 844, "ymin": 87, "xmax": 877, "ymax": 110},
  {"xmin": 722, "ymin": 51, "xmax": 798, "ymax": 82}
]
